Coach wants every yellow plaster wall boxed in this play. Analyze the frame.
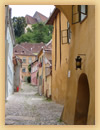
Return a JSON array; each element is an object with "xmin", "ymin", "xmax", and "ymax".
[
  {"xmin": 43, "ymin": 52, "xmax": 52, "ymax": 96},
  {"xmin": 38, "ymin": 52, "xmax": 43, "ymax": 77},
  {"xmin": 56, "ymin": 5, "xmax": 95, "ymax": 125},
  {"xmin": 16, "ymin": 55, "xmax": 36, "ymax": 79},
  {"xmin": 46, "ymin": 75, "xmax": 52, "ymax": 97},
  {"xmin": 52, "ymin": 12, "xmax": 69, "ymax": 105}
]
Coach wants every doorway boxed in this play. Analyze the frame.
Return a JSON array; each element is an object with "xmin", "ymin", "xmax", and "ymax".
[{"xmin": 74, "ymin": 73, "xmax": 90, "ymax": 125}]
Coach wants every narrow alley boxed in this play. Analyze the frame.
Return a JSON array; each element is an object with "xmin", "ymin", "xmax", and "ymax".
[{"xmin": 5, "ymin": 82, "xmax": 65, "ymax": 125}]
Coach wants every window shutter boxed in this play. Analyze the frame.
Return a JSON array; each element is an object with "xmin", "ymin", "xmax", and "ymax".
[{"xmin": 72, "ymin": 5, "xmax": 80, "ymax": 24}]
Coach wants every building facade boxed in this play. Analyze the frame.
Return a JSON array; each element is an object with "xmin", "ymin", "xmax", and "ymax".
[
  {"xmin": 14, "ymin": 43, "xmax": 45, "ymax": 82},
  {"xmin": 38, "ymin": 40, "xmax": 52, "ymax": 97},
  {"xmin": 38, "ymin": 49, "xmax": 44, "ymax": 95},
  {"xmin": 42, "ymin": 40, "xmax": 52, "ymax": 98},
  {"xmin": 13, "ymin": 56, "xmax": 22, "ymax": 91},
  {"xmin": 25, "ymin": 12, "xmax": 48, "ymax": 33},
  {"xmin": 14, "ymin": 44, "xmax": 36, "ymax": 81},
  {"xmin": 5, "ymin": 5, "xmax": 15, "ymax": 100},
  {"xmin": 55, "ymin": 5, "xmax": 95, "ymax": 125},
  {"xmin": 31, "ymin": 59, "xmax": 39, "ymax": 86},
  {"xmin": 46, "ymin": 8, "xmax": 71, "ymax": 105}
]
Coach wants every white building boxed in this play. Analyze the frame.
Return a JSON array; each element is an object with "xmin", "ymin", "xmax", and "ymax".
[{"xmin": 5, "ymin": 5, "xmax": 15, "ymax": 100}]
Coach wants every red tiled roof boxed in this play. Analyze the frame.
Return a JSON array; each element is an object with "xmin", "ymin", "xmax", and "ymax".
[
  {"xmin": 33, "ymin": 11, "xmax": 48, "ymax": 22},
  {"xmin": 20, "ymin": 42, "xmax": 45, "ymax": 54},
  {"xmin": 25, "ymin": 15, "xmax": 38, "ymax": 24},
  {"xmin": 13, "ymin": 44, "xmax": 35, "ymax": 56}
]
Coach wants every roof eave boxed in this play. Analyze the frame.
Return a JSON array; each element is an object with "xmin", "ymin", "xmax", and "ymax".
[{"xmin": 46, "ymin": 8, "xmax": 60, "ymax": 25}]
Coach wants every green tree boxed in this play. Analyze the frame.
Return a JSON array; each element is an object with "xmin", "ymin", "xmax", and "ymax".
[
  {"xmin": 16, "ymin": 32, "xmax": 35, "ymax": 44},
  {"xmin": 32, "ymin": 23, "xmax": 53, "ymax": 43},
  {"xmin": 12, "ymin": 17, "xmax": 27, "ymax": 37},
  {"xmin": 27, "ymin": 22, "xmax": 53, "ymax": 43},
  {"xmin": 15, "ymin": 22, "xmax": 53, "ymax": 44}
]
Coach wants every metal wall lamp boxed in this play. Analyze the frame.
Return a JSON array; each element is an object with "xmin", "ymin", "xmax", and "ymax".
[{"xmin": 75, "ymin": 54, "xmax": 86, "ymax": 70}]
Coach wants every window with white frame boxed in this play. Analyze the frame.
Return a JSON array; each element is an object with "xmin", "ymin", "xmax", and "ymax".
[
  {"xmin": 22, "ymin": 57, "xmax": 26, "ymax": 63},
  {"xmin": 29, "ymin": 57, "xmax": 32, "ymax": 64}
]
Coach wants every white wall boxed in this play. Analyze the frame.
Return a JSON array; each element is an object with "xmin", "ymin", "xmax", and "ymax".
[{"xmin": 6, "ymin": 27, "xmax": 14, "ymax": 98}]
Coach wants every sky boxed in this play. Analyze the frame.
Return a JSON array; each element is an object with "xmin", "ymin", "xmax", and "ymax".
[{"xmin": 9, "ymin": 5, "xmax": 55, "ymax": 18}]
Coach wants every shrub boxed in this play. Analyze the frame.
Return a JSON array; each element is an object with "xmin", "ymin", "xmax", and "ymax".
[{"xmin": 27, "ymin": 76, "xmax": 31, "ymax": 83}]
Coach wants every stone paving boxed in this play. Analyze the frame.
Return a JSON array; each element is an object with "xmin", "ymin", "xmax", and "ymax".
[{"xmin": 5, "ymin": 82, "xmax": 66, "ymax": 125}]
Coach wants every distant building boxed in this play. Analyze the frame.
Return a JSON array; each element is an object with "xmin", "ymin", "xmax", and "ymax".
[
  {"xmin": 5, "ymin": 5, "xmax": 16, "ymax": 100},
  {"xmin": 43, "ymin": 40, "xmax": 52, "ymax": 98},
  {"xmin": 37, "ymin": 40, "xmax": 52, "ymax": 96},
  {"xmin": 13, "ymin": 42, "xmax": 45, "ymax": 81},
  {"xmin": 20, "ymin": 42, "xmax": 45, "ymax": 56},
  {"xmin": 31, "ymin": 59, "xmax": 39, "ymax": 86},
  {"xmin": 38, "ymin": 49, "xmax": 44, "ymax": 95},
  {"xmin": 13, "ymin": 56, "xmax": 22, "ymax": 92},
  {"xmin": 25, "ymin": 11, "xmax": 48, "ymax": 33},
  {"xmin": 33, "ymin": 11, "xmax": 48, "ymax": 23}
]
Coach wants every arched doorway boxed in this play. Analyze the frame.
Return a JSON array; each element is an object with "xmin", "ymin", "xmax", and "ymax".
[{"xmin": 74, "ymin": 73, "xmax": 90, "ymax": 125}]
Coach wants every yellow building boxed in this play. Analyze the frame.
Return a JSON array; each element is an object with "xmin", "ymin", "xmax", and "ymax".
[
  {"xmin": 19, "ymin": 55, "xmax": 36, "ymax": 81},
  {"xmin": 38, "ymin": 49, "xmax": 44, "ymax": 95},
  {"xmin": 52, "ymin": 5, "xmax": 95, "ymax": 125},
  {"xmin": 38, "ymin": 40, "xmax": 52, "ymax": 97},
  {"xmin": 43, "ymin": 40, "xmax": 52, "ymax": 98},
  {"xmin": 14, "ymin": 44, "xmax": 36, "ymax": 81},
  {"xmin": 46, "ymin": 8, "xmax": 71, "ymax": 105},
  {"xmin": 45, "ymin": 64, "xmax": 52, "ymax": 98}
]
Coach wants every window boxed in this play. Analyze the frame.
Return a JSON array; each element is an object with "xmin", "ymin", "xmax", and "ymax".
[
  {"xmin": 22, "ymin": 57, "xmax": 26, "ymax": 63},
  {"xmin": 72, "ymin": 5, "xmax": 88, "ymax": 24},
  {"xmin": 67, "ymin": 21, "xmax": 71, "ymax": 43},
  {"xmin": 29, "ymin": 57, "xmax": 32, "ymax": 64},
  {"xmin": 62, "ymin": 29, "xmax": 67, "ymax": 44},
  {"xmin": 22, "ymin": 68, "xmax": 26, "ymax": 72},
  {"xmin": 61, "ymin": 22, "xmax": 71, "ymax": 44},
  {"xmin": 80, "ymin": 5, "xmax": 87, "ymax": 22}
]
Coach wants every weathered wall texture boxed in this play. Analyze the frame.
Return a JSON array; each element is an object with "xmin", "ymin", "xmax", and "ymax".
[
  {"xmin": 56, "ymin": 5, "xmax": 95, "ymax": 125},
  {"xmin": 52, "ymin": 12, "xmax": 69, "ymax": 105}
]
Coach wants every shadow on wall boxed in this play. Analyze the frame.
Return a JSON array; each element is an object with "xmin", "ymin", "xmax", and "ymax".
[{"xmin": 74, "ymin": 73, "xmax": 90, "ymax": 125}]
